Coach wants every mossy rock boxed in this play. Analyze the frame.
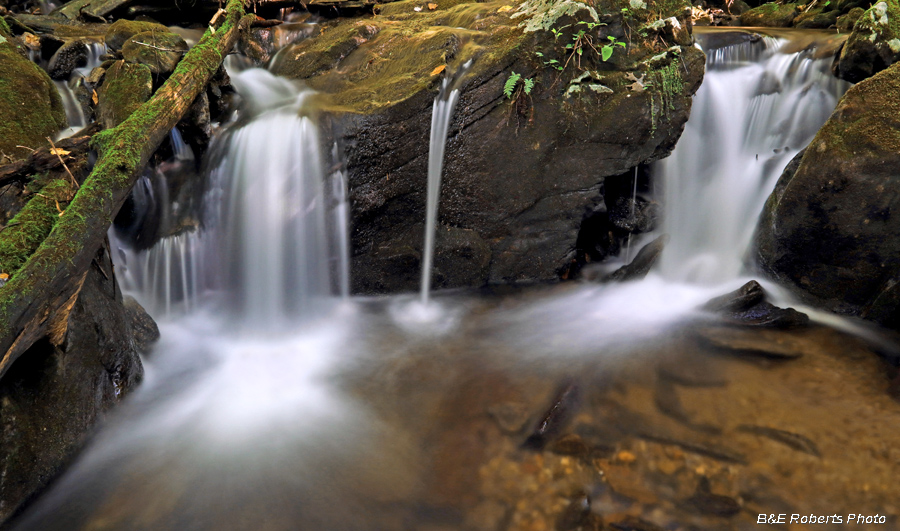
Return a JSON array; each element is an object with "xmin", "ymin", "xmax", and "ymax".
[
  {"xmin": 122, "ymin": 30, "xmax": 189, "ymax": 76},
  {"xmin": 756, "ymin": 62, "xmax": 900, "ymax": 328},
  {"xmin": 837, "ymin": 6, "xmax": 867, "ymax": 30},
  {"xmin": 834, "ymin": 0, "xmax": 900, "ymax": 81},
  {"xmin": 97, "ymin": 60, "xmax": 153, "ymax": 129},
  {"xmin": 740, "ymin": 2, "xmax": 801, "ymax": 26},
  {"xmin": 0, "ymin": 27, "xmax": 68, "ymax": 163},
  {"xmin": 794, "ymin": 7, "xmax": 839, "ymax": 27},
  {"xmin": 105, "ymin": 19, "xmax": 170, "ymax": 51}
]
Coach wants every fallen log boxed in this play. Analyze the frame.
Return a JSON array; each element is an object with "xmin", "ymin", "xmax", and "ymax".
[
  {"xmin": 0, "ymin": 0, "xmax": 252, "ymax": 380},
  {"xmin": 0, "ymin": 126, "xmax": 97, "ymax": 188}
]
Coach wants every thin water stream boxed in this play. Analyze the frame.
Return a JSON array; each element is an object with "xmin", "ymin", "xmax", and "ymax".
[{"xmin": 12, "ymin": 30, "xmax": 900, "ymax": 531}]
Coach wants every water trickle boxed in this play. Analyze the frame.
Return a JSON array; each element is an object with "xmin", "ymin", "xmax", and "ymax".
[
  {"xmin": 54, "ymin": 41, "xmax": 107, "ymax": 139},
  {"xmin": 655, "ymin": 32, "xmax": 849, "ymax": 284},
  {"xmin": 420, "ymin": 61, "xmax": 472, "ymax": 305}
]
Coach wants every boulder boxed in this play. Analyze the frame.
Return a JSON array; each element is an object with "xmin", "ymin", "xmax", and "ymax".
[
  {"xmin": 96, "ymin": 60, "xmax": 153, "ymax": 129},
  {"xmin": 47, "ymin": 39, "xmax": 88, "ymax": 80},
  {"xmin": 755, "ymin": 62, "xmax": 900, "ymax": 329},
  {"xmin": 0, "ymin": 25, "xmax": 67, "ymax": 163},
  {"xmin": 121, "ymin": 30, "xmax": 188, "ymax": 76},
  {"xmin": 836, "ymin": 7, "xmax": 867, "ymax": 31},
  {"xmin": 740, "ymin": 3, "xmax": 800, "ymax": 26},
  {"xmin": 794, "ymin": 8, "xmax": 839, "ymax": 28},
  {"xmin": 0, "ymin": 245, "xmax": 146, "ymax": 524},
  {"xmin": 104, "ymin": 19, "xmax": 169, "ymax": 51},
  {"xmin": 271, "ymin": 0, "xmax": 704, "ymax": 292},
  {"xmin": 833, "ymin": 0, "xmax": 900, "ymax": 82}
]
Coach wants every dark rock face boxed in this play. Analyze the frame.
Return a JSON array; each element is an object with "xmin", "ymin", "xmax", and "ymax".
[
  {"xmin": 755, "ymin": 62, "xmax": 900, "ymax": 329},
  {"xmin": 47, "ymin": 39, "xmax": 87, "ymax": 80},
  {"xmin": 833, "ymin": 0, "xmax": 900, "ymax": 83},
  {"xmin": 276, "ymin": 0, "xmax": 704, "ymax": 293},
  {"xmin": 0, "ymin": 244, "xmax": 147, "ymax": 524}
]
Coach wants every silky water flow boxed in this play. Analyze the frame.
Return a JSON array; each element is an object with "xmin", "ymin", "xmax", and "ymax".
[{"xmin": 11, "ymin": 34, "xmax": 860, "ymax": 530}]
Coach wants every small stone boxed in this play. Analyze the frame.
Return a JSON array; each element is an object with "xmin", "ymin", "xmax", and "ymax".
[
  {"xmin": 615, "ymin": 450, "xmax": 637, "ymax": 464},
  {"xmin": 548, "ymin": 434, "xmax": 591, "ymax": 457}
]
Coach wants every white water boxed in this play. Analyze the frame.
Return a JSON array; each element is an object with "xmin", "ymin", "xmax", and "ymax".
[
  {"xmin": 420, "ymin": 62, "xmax": 471, "ymax": 305},
  {"xmin": 656, "ymin": 36, "xmax": 849, "ymax": 283},
  {"xmin": 55, "ymin": 41, "xmax": 107, "ymax": 139},
  {"xmin": 11, "ymin": 36, "xmax": 856, "ymax": 531}
]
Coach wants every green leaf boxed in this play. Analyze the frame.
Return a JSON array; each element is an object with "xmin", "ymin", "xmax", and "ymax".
[
  {"xmin": 504, "ymin": 71, "xmax": 521, "ymax": 99},
  {"xmin": 577, "ymin": 48, "xmax": 583, "ymax": 55},
  {"xmin": 617, "ymin": 42, "xmax": 626, "ymax": 48},
  {"xmin": 523, "ymin": 78, "xmax": 535, "ymax": 95},
  {"xmin": 601, "ymin": 45, "xmax": 613, "ymax": 61}
]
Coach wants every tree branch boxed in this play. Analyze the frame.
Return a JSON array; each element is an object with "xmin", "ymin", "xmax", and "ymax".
[{"xmin": 0, "ymin": 0, "xmax": 252, "ymax": 380}]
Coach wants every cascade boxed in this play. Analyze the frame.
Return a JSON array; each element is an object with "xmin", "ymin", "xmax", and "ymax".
[
  {"xmin": 11, "ymin": 31, "xmax": 868, "ymax": 531},
  {"xmin": 655, "ymin": 32, "xmax": 849, "ymax": 283}
]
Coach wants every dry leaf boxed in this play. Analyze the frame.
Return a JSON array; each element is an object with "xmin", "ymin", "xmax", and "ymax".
[
  {"xmin": 498, "ymin": 5, "xmax": 513, "ymax": 11},
  {"xmin": 92, "ymin": 90, "xmax": 99, "ymax": 105},
  {"xmin": 49, "ymin": 148, "xmax": 70, "ymax": 156},
  {"xmin": 430, "ymin": 65, "xmax": 446, "ymax": 76},
  {"xmin": 625, "ymin": 72, "xmax": 645, "ymax": 92},
  {"xmin": 427, "ymin": 2, "xmax": 437, "ymax": 9},
  {"xmin": 23, "ymin": 32, "xmax": 41, "ymax": 49},
  {"xmin": 0, "ymin": 273, "xmax": 8, "ymax": 280}
]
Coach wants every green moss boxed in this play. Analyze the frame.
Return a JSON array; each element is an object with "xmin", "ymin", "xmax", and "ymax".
[
  {"xmin": 0, "ymin": 178, "xmax": 74, "ymax": 279},
  {"xmin": 0, "ymin": 26, "xmax": 68, "ymax": 163},
  {"xmin": 740, "ymin": 2, "xmax": 800, "ymax": 26},
  {"xmin": 645, "ymin": 60, "xmax": 683, "ymax": 134},
  {"xmin": 97, "ymin": 61, "xmax": 153, "ymax": 129}
]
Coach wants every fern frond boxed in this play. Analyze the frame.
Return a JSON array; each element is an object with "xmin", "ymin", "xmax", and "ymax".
[{"xmin": 504, "ymin": 72, "xmax": 521, "ymax": 99}]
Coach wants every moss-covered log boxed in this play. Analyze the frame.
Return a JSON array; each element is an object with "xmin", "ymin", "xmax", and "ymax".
[{"xmin": 0, "ymin": 0, "xmax": 252, "ymax": 380}]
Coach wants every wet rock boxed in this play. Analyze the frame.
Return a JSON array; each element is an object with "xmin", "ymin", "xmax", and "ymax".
[
  {"xmin": 96, "ymin": 60, "xmax": 153, "ymax": 129},
  {"xmin": 105, "ymin": 19, "xmax": 170, "ymax": 51},
  {"xmin": 238, "ymin": 26, "xmax": 277, "ymax": 65},
  {"xmin": 694, "ymin": 326, "xmax": 808, "ymax": 359},
  {"xmin": 603, "ymin": 234, "xmax": 669, "ymax": 282},
  {"xmin": 684, "ymin": 476, "xmax": 741, "ymax": 517},
  {"xmin": 548, "ymin": 433, "xmax": 592, "ymax": 457},
  {"xmin": 654, "ymin": 379, "xmax": 722, "ymax": 433},
  {"xmin": 486, "ymin": 401, "xmax": 531, "ymax": 434},
  {"xmin": 609, "ymin": 196, "xmax": 659, "ymax": 233},
  {"xmin": 740, "ymin": 3, "xmax": 800, "ymax": 26},
  {"xmin": 0, "ymin": 24, "xmax": 68, "ymax": 162},
  {"xmin": 736, "ymin": 424, "xmax": 821, "ymax": 456},
  {"xmin": 47, "ymin": 39, "xmax": 88, "ymax": 80},
  {"xmin": 0, "ymin": 245, "xmax": 143, "ymax": 524},
  {"xmin": 756, "ymin": 63, "xmax": 900, "ymax": 330},
  {"xmin": 833, "ymin": 1, "xmax": 900, "ymax": 82},
  {"xmin": 557, "ymin": 492, "xmax": 602, "ymax": 530},
  {"xmin": 523, "ymin": 381, "xmax": 581, "ymax": 451},
  {"xmin": 123, "ymin": 296, "xmax": 160, "ymax": 354},
  {"xmin": 122, "ymin": 30, "xmax": 188, "ymax": 77},
  {"xmin": 270, "ymin": 0, "xmax": 704, "ymax": 292},
  {"xmin": 702, "ymin": 279, "xmax": 765, "ymax": 313},
  {"xmin": 725, "ymin": 300, "xmax": 809, "ymax": 327}
]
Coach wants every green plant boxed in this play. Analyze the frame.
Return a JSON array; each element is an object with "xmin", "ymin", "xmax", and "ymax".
[
  {"xmin": 601, "ymin": 36, "xmax": 627, "ymax": 61},
  {"xmin": 504, "ymin": 71, "xmax": 535, "ymax": 99}
]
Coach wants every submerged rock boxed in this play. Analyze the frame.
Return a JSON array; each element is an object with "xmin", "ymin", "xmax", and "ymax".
[
  {"xmin": 603, "ymin": 233, "xmax": 669, "ymax": 282},
  {"xmin": 267, "ymin": 0, "xmax": 704, "ymax": 292},
  {"xmin": 755, "ymin": 62, "xmax": 900, "ymax": 330}
]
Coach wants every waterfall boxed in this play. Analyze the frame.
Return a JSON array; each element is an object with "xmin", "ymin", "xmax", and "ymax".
[
  {"xmin": 420, "ymin": 61, "xmax": 472, "ymax": 305},
  {"xmin": 655, "ymin": 33, "xmax": 849, "ymax": 283},
  {"xmin": 54, "ymin": 41, "xmax": 106, "ymax": 139},
  {"xmin": 115, "ymin": 69, "xmax": 348, "ymax": 325}
]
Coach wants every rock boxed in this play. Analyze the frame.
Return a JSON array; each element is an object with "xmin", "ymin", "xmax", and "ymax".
[
  {"xmin": 47, "ymin": 39, "xmax": 88, "ymax": 80},
  {"xmin": 736, "ymin": 424, "xmax": 821, "ymax": 456},
  {"xmin": 121, "ymin": 30, "xmax": 188, "ymax": 77},
  {"xmin": 694, "ymin": 326, "xmax": 808, "ymax": 359},
  {"xmin": 836, "ymin": 6, "xmax": 867, "ymax": 30},
  {"xmin": 609, "ymin": 196, "xmax": 659, "ymax": 233},
  {"xmin": 104, "ymin": 19, "xmax": 170, "ymax": 51},
  {"xmin": 123, "ymin": 296, "xmax": 159, "ymax": 354},
  {"xmin": 755, "ymin": 62, "xmax": 900, "ymax": 330},
  {"xmin": 702, "ymin": 279, "xmax": 766, "ymax": 313},
  {"xmin": 0, "ymin": 25, "xmax": 68, "ymax": 163},
  {"xmin": 268, "ymin": 0, "xmax": 704, "ymax": 292},
  {"xmin": 833, "ymin": 0, "xmax": 900, "ymax": 82},
  {"xmin": 609, "ymin": 516, "xmax": 666, "ymax": 531},
  {"xmin": 603, "ymin": 234, "xmax": 669, "ymax": 282},
  {"xmin": 0, "ymin": 245, "xmax": 143, "ymax": 524},
  {"xmin": 837, "ymin": 0, "xmax": 874, "ymax": 13},
  {"xmin": 740, "ymin": 2, "xmax": 800, "ymax": 26},
  {"xmin": 794, "ymin": 8, "xmax": 839, "ymax": 28},
  {"xmin": 684, "ymin": 476, "xmax": 741, "ymax": 517},
  {"xmin": 523, "ymin": 381, "xmax": 581, "ymax": 451},
  {"xmin": 96, "ymin": 60, "xmax": 153, "ymax": 129}
]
